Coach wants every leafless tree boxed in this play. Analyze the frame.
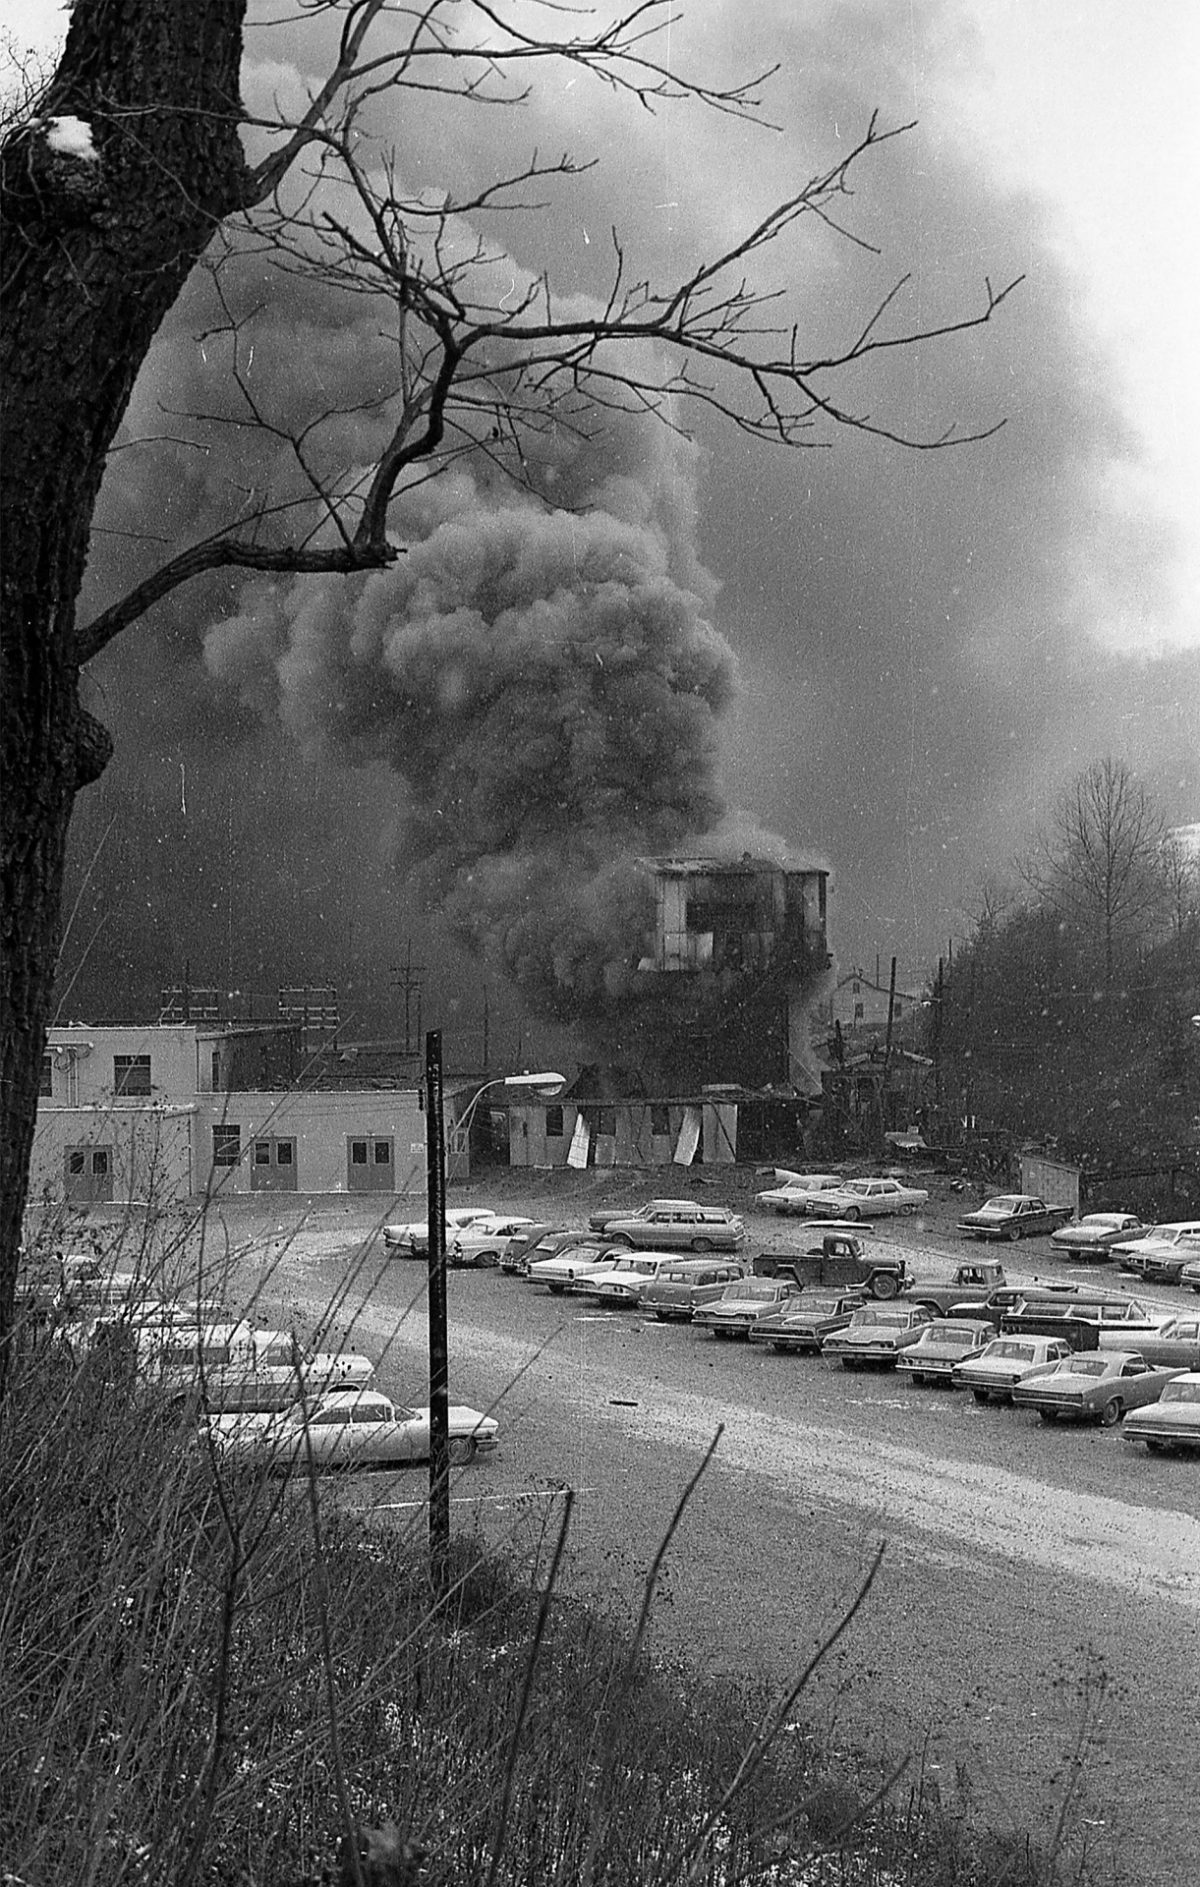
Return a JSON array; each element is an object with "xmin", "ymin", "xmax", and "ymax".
[
  {"xmin": 1158, "ymin": 830, "xmax": 1200, "ymax": 940},
  {"xmin": 0, "ymin": 0, "xmax": 1020, "ymax": 1394},
  {"xmin": 1018, "ymin": 757, "xmax": 1168, "ymax": 988}
]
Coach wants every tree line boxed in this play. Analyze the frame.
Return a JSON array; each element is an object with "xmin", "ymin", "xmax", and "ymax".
[{"xmin": 929, "ymin": 759, "xmax": 1200, "ymax": 1163}]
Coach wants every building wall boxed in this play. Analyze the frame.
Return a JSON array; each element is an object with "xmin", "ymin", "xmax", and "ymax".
[
  {"xmin": 508, "ymin": 1099, "xmax": 736, "ymax": 1168},
  {"xmin": 194, "ymin": 1091, "xmax": 425, "ymax": 1196},
  {"xmin": 829, "ymin": 971, "xmax": 921, "ymax": 1033},
  {"xmin": 28, "ymin": 1106, "xmax": 196, "ymax": 1210},
  {"xmin": 43, "ymin": 1024, "xmax": 203, "ymax": 1109}
]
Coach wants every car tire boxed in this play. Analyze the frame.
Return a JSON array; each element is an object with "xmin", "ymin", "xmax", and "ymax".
[
  {"xmin": 477, "ymin": 1250, "xmax": 501, "ymax": 1268},
  {"xmin": 609, "ymin": 1235, "xmax": 634, "ymax": 1248},
  {"xmin": 843, "ymin": 1206, "xmax": 862, "ymax": 1222},
  {"xmin": 1007, "ymin": 1226, "xmax": 1023, "ymax": 1243},
  {"xmin": 1099, "ymin": 1396, "xmax": 1123, "ymax": 1427},
  {"xmin": 871, "ymin": 1274, "xmax": 899, "ymax": 1300},
  {"xmin": 972, "ymin": 1390, "xmax": 989, "ymax": 1405},
  {"xmin": 691, "ymin": 1238, "xmax": 713, "ymax": 1252},
  {"xmin": 1038, "ymin": 1409, "xmax": 1058, "ymax": 1424},
  {"xmin": 841, "ymin": 1357, "xmax": 861, "ymax": 1371},
  {"xmin": 448, "ymin": 1437, "xmax": 476, "ymax": 1466},
  {"xmin": 547, "ymin": 1282, "xmax": 566, "ymax": 1295},
  {"xmin": 1146, "ymin": 1439, "xmax": 1169, "ymax": 1455}
]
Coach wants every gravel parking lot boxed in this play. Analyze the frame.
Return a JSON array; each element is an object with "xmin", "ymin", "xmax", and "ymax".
[{"xmin": 169, "ymin": 1169, "xmax": 1199, "ymax": 1885}]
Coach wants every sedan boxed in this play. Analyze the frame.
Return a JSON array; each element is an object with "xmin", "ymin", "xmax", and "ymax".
[
  {"xmin": 526, "ymin": 1241, "xmax": 624, "ymax": 1293},
  {"xmin": 1111, "ymin": 1222, "xmax": 1200, "ymax": 1272},
  {"xmin": 746, "ymin": 1289, "xmax": 866, "ymax": 1353},
  {"xmin": 1011, "ymin": 1353, "xmax": 1182, "ymax": 1426},
  {"xmin": 1049, "ymin": 1212, "xmax": 1148, "ymax": 1262},
  {"xmin": 1123, "ymin": 1372, "xmax": 1200, "ymax": 1454},
  {"xmin": 382, "ymin": 1208, "xmax": 498, "ymax": 1257},
  {"xmin": 1121, "ymin": 1233, "xmax": 1200, "ymax": 1287},
  {"xmin": 952, "ymin": 1335, "xmax": 1075, "ymax": 1405},
  {"xmin": 821, "ymin": 1303, "xmax": 935, "ymax": 1369},
  {"xmin": 896, "ymin": 1319, "xmax": 994, "ymax": 1386},
  {"xmin": 1098, "ymin": 1314, "xmax": 1200, "ymax": 1369},
  {"xmin": 958, "ymin": 1196, "xmax": 1074, "ymax": 1241},
  {"xmin": 571, "ymin": 1252, "xmax": 685, "ymax": 1306},
  {"xmin": 754, "ymin": 1175, "xmax": 843, "ymax": 1215},
  {"xmin": 448, "ymin": 1217, "xmax": 535, "ymax": 1269},
  {"xmin": 1183, "ymin": 1258, "xmax": 1200, "ymax": 1296},
  {"xmin": 207, "ymin": 1389, "xmax": 498, "ymax": 1468},
  {"xmin": 802, "ymin": 1177, "xmax": 929, "ymax": 1220},
  {"xmin": 693, "ymin": 1278, "xmax": 802, "ymax": 1339}
]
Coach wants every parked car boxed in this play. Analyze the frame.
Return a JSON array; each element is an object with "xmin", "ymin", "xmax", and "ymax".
[
  {"xmin": 1049, "ymin": 1212, "xmax": 1148, "ymax": 1262},
  {"xmin": 896, "ymin": 1319, "xmax": 994, "ymax": 1386},
  {"xmin": 754, "ymin": 1229, "xmax": 909, "ymax": 1300},
  {"xmin": 1111, "ymin": 1222, "xmax": 1200, "ymax": 1272},
  {"xmin": 802, "ymin": 1177, "xmax": 929, "ymax": 1220},
  {"xmin": 693, "ymin": 1277, "xmax": 802, "ymax": 1338},
  {"xmin": 754, "ymin": 1175, "xmax": 843, "ymax": 1215},
  {"xmin": 207, "ymin": 1389, "xmax": 498, "ymax": 1469},
  {"xmin": 958, "ymin": 1195, "xmax": 1074, "ymax": 1241},
  {"xmin": 640, "ymin": 1260, "xmax": 748, "ymax": 1321},
  {"xmin": 600, "ymin": 1203, "xmax": 745, "ymax": 1252},
  {"xmin": 1120, "ymin": 1232, "xmax": 1200, "ymax": 1286},
  {"xmin": 499, "ymin": 1223, "xmax": 573, "ymax": 1275},
  {"xmin": 1098, "ymin": 1313, "xmax": 1200, "ymax": 1369},
  {"xmin": 526, "ymin": 1240, "xmax": 624, "ymax": 1293},
  {"xmin": 746, "ymin": 1289, "xmax": 866, "ymax": 1353},
  {"xmin": 1001, "ymin": 1293, "xmax": 1171, "ymax": 1353},
  {"xmin": 821, "ymin": 1302, "xmax": 935, "ymax": 1369},
  {"xmin": 571, "ymin": 1251, "xmax": 691, "ymax": 1306},
  {"xmin": 906, "ymin": 1260, "xmax": 1007, "ymax": 1318},
  {"xmin": 1122, "ymin": 1371, "xmax": 1200, "ymax": 1454},
  {"xmin": 1011, "ymin": 1352, "xmax": 1182, "ymax": 1426},
  {"xmin": 448, "ymin": 1217, "xmax": 535, "ymax": 1269},
  {"xmin": 950, "ymin": 1282, "xmax": 1080, "ymax": 1329},
  {"xmin": 588, "ymin": 1198, "xmax": 695, "ymax": 1233},
  {"xmin": 952, "ymin": 1334, "xmax": 1075, "ymax": 1404},
  {"xmin": 149, "ymin": 1324, "xmax": 374, "ymax": 1413},
  {"xmin": 382, "ymin": 1208, "xmax": 498, "ymax": 1257},
  {"xmin": 1183, "ymin": 1257, "xmax": 1200, "ymax": 1296}
]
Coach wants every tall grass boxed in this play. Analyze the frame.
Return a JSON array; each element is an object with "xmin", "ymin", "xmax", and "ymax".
[{"xmin": 1, "ymin": 1228, "xmax": 1115, "ymax": 1887}]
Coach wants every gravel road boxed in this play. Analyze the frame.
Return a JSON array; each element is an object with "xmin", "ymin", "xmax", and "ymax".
[{"xmin": 196, "ymin": 1179, "xmax": 1200, "ymax": 1886}]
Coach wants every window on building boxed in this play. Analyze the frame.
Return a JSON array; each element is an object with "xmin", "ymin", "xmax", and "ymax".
[
  {"xmin": 853, "ymin": 1003, "xmax": 864, "ymax": 1021},
  {"xmin": 91, "ymin": 1150, "xmax": 109, "ymax": 1176},
  {"xmin": 852, "ymin": 981, "xmax": 860, "ymax": 994},
  {"xmin": 544, "ymin": 1105, "xmax": 564, "ymax": 1138},
  {"xmin": 114, "ymin": 1054, "xmax": 152, "ymax": 1096},
  {"xmin": 894, "ymin": 1000, "xmax": 904, "ymax": 1016},
  {"xmin": 254, "ymin": 1141, "xmax": 272, "ymax": 1165},
  {"xmin": 40, "ymin": 1053, "xmax": 53, "ymax": 1097},
  {"xmin": 211, "ymin": 1050, "xmax": 221, "ymax": 1090},
  {"xmin": 275, "ymin": 1140, "xmax": 294, "ymax": 1166},
  {"xmin": 212, "ymin": 1126, "xmax": 241, "ymax": 1167},
  {"xmin": 650, "ymin": 1104, "xmax": 671, "ymax": 1136},
  {"xmin": 373, "ymin": 1139, "xmax": 391, "ymax": 1164},
  {"xmin": 350, "ymin": 1140, "xmax": 368, "ymax": 1165},
  {"xmin": 596, "ymin": 1107, "xmax": 616, "ymax": 1138}
]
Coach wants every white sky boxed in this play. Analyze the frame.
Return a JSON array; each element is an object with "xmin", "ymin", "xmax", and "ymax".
[{"xmin": 953, "ymin": 0, "xmax": 1200, "ymax": 650}]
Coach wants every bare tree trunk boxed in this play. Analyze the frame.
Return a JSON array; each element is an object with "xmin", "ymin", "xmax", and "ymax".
[{"xmin": 0, "ymin": 0, "xmax": 249, "ymax": 1398}]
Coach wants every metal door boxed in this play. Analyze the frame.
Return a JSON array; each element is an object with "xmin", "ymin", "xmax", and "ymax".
[
  {"xmin": 65, "ymin": 1145, "xmax": 114, "ymax": 1203},
  {"xmin": 249, "ymin": 1136, "xmax": 298, "ymax": 1191},
  {"xmin": 347, "ymin": 1135, "xmax": 395, "ymax": 1192}
]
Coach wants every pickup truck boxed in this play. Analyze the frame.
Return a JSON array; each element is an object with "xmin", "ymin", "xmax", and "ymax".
[
  {"xmin": 905, "ymin": 1260, "xmax": 1007, "ymax": 1318},
  {"xmin": 753, "ymin": 1231, "xmax": 907, "ymax": 1300}
]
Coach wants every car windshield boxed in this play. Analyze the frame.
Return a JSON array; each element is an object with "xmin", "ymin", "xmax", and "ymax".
[
  {"xmin": 1161, "ymin": 1381, "xmax": 1200, "ymax": 1405},
  {"xmin": 986, "ymin": 1341, "xmax": 1037, "ymax": 1361},
  {"xmin": 798, "ymin": 1295, "xmax": 844, "ymax": 1314},
  {"xmin": 1053, "ymin": 1358, "xmax": 1109, "ymax": 1377},
  {"xmin": 723, "ymin": 1281, "xmax": 781, "ymax": 1302},
  {"xmin": 852, "ymin": 1308, "xmax": 907, "ymax": 1327},
  {"xmin": 982, "ymin": 1197, "xmax": 1022, "ymax": 1211}
]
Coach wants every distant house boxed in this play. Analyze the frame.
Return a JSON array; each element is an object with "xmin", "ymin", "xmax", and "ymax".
[{"xmin": 827, "ymin": 967, "xmax": 923, "ymax": 1036}]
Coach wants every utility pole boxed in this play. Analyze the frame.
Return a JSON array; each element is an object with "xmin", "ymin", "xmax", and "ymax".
[
  {"xmin": 424, "ymin": 1029, "xmax": 450, "ymax": 1586},
  {"xmin": 482, "ymin": 983, "xmax": 490, "ymax": 1073},
  {"xmin": 392, "ymin": 943, "xmax": 425, "ymax": 1056}
]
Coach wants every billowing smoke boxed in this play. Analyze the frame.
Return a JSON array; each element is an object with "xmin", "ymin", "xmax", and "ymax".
[{"xmin": 202, "ymin": 443, "xmax": 739, "ymax": 1035}]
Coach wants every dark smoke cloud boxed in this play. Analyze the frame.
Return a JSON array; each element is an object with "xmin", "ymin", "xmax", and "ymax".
[{"xmin": 62, "ymin": 0, "xmax": 1200, "ymax": 1046}]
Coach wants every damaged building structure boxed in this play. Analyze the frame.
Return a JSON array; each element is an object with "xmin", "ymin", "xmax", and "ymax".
[{"xmin": 508, "ymin": 853, "xmax": 833, "ymax": 1170}]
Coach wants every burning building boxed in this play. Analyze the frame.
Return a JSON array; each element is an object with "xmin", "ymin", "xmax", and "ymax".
[{"xmin": 616, "ymin": 853, "xmax": 831, "ymax": 1092}]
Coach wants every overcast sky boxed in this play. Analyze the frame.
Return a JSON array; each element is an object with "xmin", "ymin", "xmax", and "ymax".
[{"xmin": 11, "ymin": 0, "xmax": 1200, "ymax": 1046}]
